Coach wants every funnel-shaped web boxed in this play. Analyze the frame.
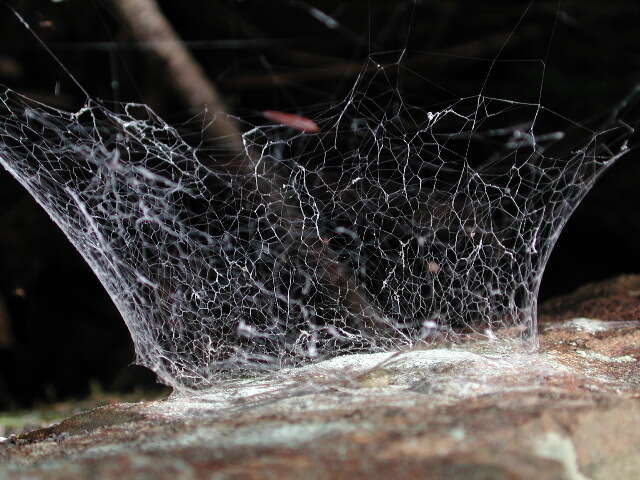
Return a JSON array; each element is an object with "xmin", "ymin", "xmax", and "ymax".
[{"xmin": 0, "ymin": 70, "xmax": 636, "ymax": 389}]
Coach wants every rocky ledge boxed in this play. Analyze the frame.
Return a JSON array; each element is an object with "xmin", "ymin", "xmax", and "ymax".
[{"xmin": 1, "ymin": 275, "xmax": 640, "ymax": 479}]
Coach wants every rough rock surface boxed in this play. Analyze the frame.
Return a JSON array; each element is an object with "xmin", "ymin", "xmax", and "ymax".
[{"xmin": 2, "ymin": 275, "xmax": 640, "ymax": 479}]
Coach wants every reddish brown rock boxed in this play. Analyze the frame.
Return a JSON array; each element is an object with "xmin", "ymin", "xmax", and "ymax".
[{"xmin": 1, "ymin": 275, "xmax": 640, "ymax": 479}]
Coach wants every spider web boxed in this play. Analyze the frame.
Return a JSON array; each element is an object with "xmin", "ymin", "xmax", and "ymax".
[{"xmin": 0, "ymin": 44, "xmax": 637, "ymax": 389}]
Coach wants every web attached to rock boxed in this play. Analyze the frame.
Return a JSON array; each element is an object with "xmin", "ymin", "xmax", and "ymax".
[{"xmin": 0, "ymin": 58, "xmax": 636, "ymax": 389}]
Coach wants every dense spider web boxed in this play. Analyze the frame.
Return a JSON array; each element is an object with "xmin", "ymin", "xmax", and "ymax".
[{"xmin": 0, "ymin": 58, "xmax": 635, "ymax": 389}]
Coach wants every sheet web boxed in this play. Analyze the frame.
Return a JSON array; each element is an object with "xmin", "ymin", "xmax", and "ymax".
[{"xmin": 0, "ymin": 59, "xmax": 635, "ymax": 389}]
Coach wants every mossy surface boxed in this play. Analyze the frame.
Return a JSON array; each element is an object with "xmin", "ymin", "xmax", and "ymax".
[{"xmin": 0, "ymin": 388, "xmax": 169, "ymax": 437}]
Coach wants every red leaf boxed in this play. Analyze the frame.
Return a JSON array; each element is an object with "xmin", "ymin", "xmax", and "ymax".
[{"xmin": 262, "ymin": 110, "xmax": 320, "ymax": 133}]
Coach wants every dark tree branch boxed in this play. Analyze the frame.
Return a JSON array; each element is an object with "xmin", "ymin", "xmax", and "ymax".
[
  {"xmin": 0, "ymin": 293, "xmax": 13, "ymax": 348},
  {"xmin": 221, "ymin": 28, "xmax": 539, "ymax": 90},
  {"xmin": 111, "ymin": 0, "xmax": 246, "ymax": 157}
]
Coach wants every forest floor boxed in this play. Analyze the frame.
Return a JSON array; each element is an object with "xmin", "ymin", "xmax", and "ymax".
[{"xmin": 1, "ymin": 274, "xmax": 640, "ymax": 479}]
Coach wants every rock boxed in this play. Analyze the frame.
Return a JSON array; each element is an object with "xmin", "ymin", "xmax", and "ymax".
[
  {"xmin": 1, "ymin": 275, "xmax": 639, "ymax": 479},
  {"xmin": 539, "ymin": 273, "xmax": 640, "ymax": 322}
]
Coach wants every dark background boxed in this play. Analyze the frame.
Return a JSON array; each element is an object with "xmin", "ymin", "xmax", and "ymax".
[{"xmin": 0, "ymin": 0, "xmax": 638, "ymax": 408}]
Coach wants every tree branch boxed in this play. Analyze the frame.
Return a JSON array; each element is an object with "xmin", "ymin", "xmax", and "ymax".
[
  {"xmin": 0, "ymin": 293, "xmax": 13, "ymax": 348},
  {"xmin": 221, "ymin": 28, "xmax": 539, "ymax": 90},
  {"xmin": 111, "ymin": 0, "xmax": 246, "ymax": 157}
]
